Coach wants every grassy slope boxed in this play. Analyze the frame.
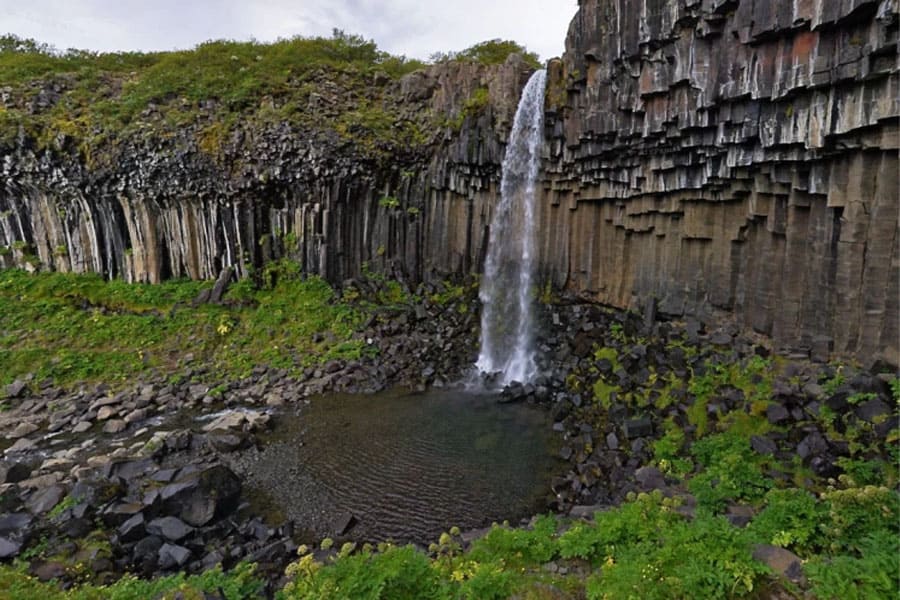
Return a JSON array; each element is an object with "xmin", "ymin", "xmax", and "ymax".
[
  {"xmin": 0, "ymin": 263, "xmax": 368, "ymax": 389},
  {"xmin": 0, "ymin": 34, "xmax": 540, "ymax": 162}
]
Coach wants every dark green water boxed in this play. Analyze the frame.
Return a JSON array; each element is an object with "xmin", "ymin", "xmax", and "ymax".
[{"xmin": 236, "ymin": 388, "xmax": 562, "ymax": 544}]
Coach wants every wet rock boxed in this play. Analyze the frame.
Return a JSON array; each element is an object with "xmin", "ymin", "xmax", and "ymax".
[
  {"xmin": 207, "ymin": 432, "xmax": 248, "ymax": 453},
  {"xmin": 333, "ymin": 512, "xmax": 357, "ymax": 535},
  {"xmin": 165, "ymin": 430, "xmax": 193, "ymax": 451},
  {"xmin": 203, "ymin": 410, "xmax": 269, "ymax": 433},
  {"xmin": 124, "ymin": 408, "xmax": 149, "ymax": 424}
]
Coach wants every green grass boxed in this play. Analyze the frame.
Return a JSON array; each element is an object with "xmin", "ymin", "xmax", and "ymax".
[
  {"xmin": 0, "ymin": 265, "xmax": 369, "ymax": 388},
  {"xmin": 0, "ymin": 32, "xmax": 541, "ymax": 159},
  {"xmin": 274, "ymin": 479, "xmax": 899, "ymax": 600},
  {"xmin": 430, "ymin": 39, "xmax": 541, "ymax": 69},
  {"xmin": 0, "ymin": 562, "xmax": 264, "ymax": 600}
]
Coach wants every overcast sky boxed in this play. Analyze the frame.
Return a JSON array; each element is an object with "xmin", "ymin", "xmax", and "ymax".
[{"xmin": 1, "ymin": 0, "xmax": 577, "ymax": 62}]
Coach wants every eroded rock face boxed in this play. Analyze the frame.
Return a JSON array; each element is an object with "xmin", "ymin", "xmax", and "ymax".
[
  {"xmin": 542, "ymin": 0, "xmax": 898, "ymax": 367},
  {"xmin": 0, "ymin": 57, "xmax": 533, "ymax": 286},
  {"xmin": 1, "ymin": 3, "xmax": 897, "ymax": 367}
]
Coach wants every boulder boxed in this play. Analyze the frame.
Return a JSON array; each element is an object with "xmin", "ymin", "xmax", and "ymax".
[
  {"xmin": 118, "ymin": 513, "xmax": 146, "ymax": 543},
  {"xmin": 8, "ymin": 423, "xmax": 39, "ymax": 439},
  {"xmin": 5, "ymin": 380, "xmax": 28, "ymax": 399},
  {"xmin": 158, "ymin": 542, "xmax": 191, "ymax": 569},
  {"xmin": 103, "ymin": 419, "xmax": 127, "ymax": 434},
  {"xmin": 147, "ymin": 516, "xmax": 194, "ymax": 542},
  {"xmin": 25, "ymin": 485, "xmax": 65, "ymax": 515},
  {"xmin": 766, "ymin": 404, "xmax": 790, "ymax": 424},
  {"xmin": 0, "ymin": 536, "xmax": 21, "ymax": 558},
  {"xmin": 333, "ymin": 512, "xmax": 357, "ymax": 536},
  {"xmin": 752, "ymin": 545, "xmax": 805, "ymax": 583},
  {"xmin": 750, "ymin": 435, "xmax": 777, "ymax": 456},
  {"xmin": 160, "ymin": 465, "xmax": 241, "ymax": 527},
  {"xmin": 0, "ymin": 513, "xmax": 33, "ymax": 536},
  {"xmin": 0, "ymin": 461, "xmax": 32, "ymax": 484}
]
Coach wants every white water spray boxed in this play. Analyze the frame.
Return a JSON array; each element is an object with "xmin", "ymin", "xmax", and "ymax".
[{"xmin": 475, "ymin": 69, "xmax": 546, "ymax": 385}]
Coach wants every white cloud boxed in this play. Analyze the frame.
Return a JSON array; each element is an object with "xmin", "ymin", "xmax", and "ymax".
[{"xmin": 0, "ymin": 0, "xmax": 576, "ymax": 61}]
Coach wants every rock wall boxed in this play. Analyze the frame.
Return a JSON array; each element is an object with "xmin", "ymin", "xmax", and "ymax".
[
  {"xmin": 0, "ymin": 58, "xmax": 533, "ymax": 286},
  {"xmin": 542, "ymin": 0, "xmax": 899, "ymax": 366},
  {"xmin": 1, "ymin": 2, "xmax": 898, "ymax": 368}
]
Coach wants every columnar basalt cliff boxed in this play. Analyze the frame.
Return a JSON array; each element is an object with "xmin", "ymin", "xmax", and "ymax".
[
  {"xmin": 0, "ymin": 57, "xmax": 532, "ymax": 285},
  {"xmin": 543, "ymin": 0, "xmax": 899, "ymax": 366},
  {"xmin": 1, "ymin": 1, "xmax": 898, "ymax": 367}
]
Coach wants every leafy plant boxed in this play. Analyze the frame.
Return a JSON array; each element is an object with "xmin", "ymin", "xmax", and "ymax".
[{"xmin": 688, "ymin": 432, "xmax": 773, "ymax": 512}]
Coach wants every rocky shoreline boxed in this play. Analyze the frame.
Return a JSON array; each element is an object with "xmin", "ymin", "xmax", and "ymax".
[{"xmin": 1, "ymin": 280, "xmax": 897, "ymax": 595}]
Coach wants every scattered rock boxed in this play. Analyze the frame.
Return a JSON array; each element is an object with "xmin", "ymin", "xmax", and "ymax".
[
  {"xmin": 5, "ymin": 380, "xmax": 28, "ymax": 399},
  {"xmin": 623, "ymin": 417, "xmax": 652, "ymax": 439},
  {"xmin": 8, "ymin": 422, "xmax": 39, "ymax": 439},
  {"xmin": 161, "ymin": 465, "xmax": 241, "ymax": 527},
  {"xmin": 0, "ymin": 537, "xmax": 21, "ymax": 558},
  {"xmin": 333, "ymin": 512, "xmax": 357, "ymax": 535},
  {"xmin": 750, "ymin": 435, "xmax": 777, "ymax": 456},
  {"xmin": 752, "ymin": 545, "xmax": 805, "ymax": 583},
  {"xmin": 147, "ymin": 517, "xmax": 194, "ymax": 542},
  {"xmin": 103, "ymin": 419, "xmax": 128, "ymax": 434},
  {"xmin": 0, "ymin": 461, "xmax": 32, "ymax": 484},
  {"xmin": 25, "ymin": 485, "xmax": 65, "ymax": 515},
  {"xmin": 158, "ymin": 543, "xmax": 192, "ymax": 569},
  {"xmin": 118, "ymin": 513, "xmax": 147, "ymax": 543}
]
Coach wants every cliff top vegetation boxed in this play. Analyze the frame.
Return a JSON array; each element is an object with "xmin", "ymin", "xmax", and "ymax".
[{"xmin": 0, "ymin": 32, "xmax": 539, "ymax": 160}]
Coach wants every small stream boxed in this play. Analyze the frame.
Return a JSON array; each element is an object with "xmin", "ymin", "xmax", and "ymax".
[{"xmin": 232, "ymin": 387, "xmax": 562, "ymax": 544}]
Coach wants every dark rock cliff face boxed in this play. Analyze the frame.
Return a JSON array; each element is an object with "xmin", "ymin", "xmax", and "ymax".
[
  {"xmin": 1, "ymin": 1, "xmax": 897, "ymax": 367},
  {"xmin": 0, "ymin": 57, "xmax": 533, "ymax": 285},
  {"xmin": 543, "ymin": 0, "xmax": 898, "ymax": 367}
]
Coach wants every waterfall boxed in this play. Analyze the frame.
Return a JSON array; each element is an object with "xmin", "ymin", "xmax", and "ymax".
[{"xmin": 476, "ymin": 69, "xmax": 546, "ymax": 386}]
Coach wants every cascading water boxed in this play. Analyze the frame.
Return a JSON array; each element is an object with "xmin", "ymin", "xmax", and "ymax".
[{"xmin": 476, "ymin": 69, "xmax": 546, "ymax": 386}]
